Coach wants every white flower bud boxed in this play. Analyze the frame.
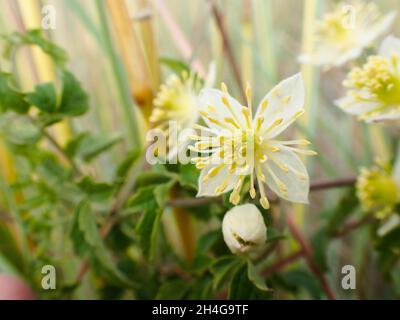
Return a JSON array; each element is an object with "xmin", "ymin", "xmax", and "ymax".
[{"xmin": 222, "ymin": 204, "xmax": 267, "ymax": 254}]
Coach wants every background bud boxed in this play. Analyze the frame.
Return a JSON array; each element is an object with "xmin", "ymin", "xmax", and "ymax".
[{"xmin": 222, "ymin": 204, "xmax": 267, "ymax": 254}]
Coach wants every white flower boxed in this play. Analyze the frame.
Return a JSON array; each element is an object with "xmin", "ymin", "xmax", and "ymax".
[
  {"xmin": 222, "ymin": 204, "xmax": 267, "ymax": 254},
  {"xmin": 299, "ymin": 1, "xmax": 396, "ymax": 69},
  {"xmin": 150, "ymin": 71, "xmax": 202, "ymax": 160},
  {"xmin": 190, "ymin": 73, "xmax": 316, "ymax": 209},
  {"xmin": 336, "ymin": 35, "xmax": 400, "ymax": 124}
]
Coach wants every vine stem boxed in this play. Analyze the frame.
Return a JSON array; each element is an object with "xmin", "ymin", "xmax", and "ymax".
[{"xmin": 286, "ymin": 214, "xmax": 336, "ymax": 300}]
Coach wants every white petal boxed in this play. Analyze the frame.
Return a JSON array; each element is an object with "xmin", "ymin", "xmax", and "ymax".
[
  {"xmin": 255, "ymin": 73, "xmax": 305, "ymax": 138},
  {"xmin": 379, "ymin": 34, "xmax": 400, "ymax": 57},
  {"xmin": 335, "ymin": 95, "xmax": 380, "ymax": 116},
  {"xmin": 365, "ymin": 107, "xmax": 400, "ymax": 124},
  {"xmin": 261, "ymin": 147, "xmax": 309, "ymax": 203},
  {"xmin": 197, "ymin": 162, "xmax": 238, "ymax": 197},
  {"xmin": 360, "ymin": 12, "xmax": 397, "ymax": 49},
  {"xmin": 198, "ymin": 88, "xmax": 246, "ymax": 130},
  {"xmin": 333, "ymin": 47, "xmax": 363, "ymax": 67}
]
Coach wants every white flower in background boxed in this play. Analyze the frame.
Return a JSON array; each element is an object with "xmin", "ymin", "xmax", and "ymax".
[
  {"xmin": 190, "ymin": 73, "xmax": 316, "ymax": 209},
  {"xmin": 149, "ymin": 65, "xmax": 215, "ymax": 160},
  {"xmin": 336, "ymin": 35, "xmax": 400, "ymax": 124},
  {"xmin": 222, "ymin": 204, "xmax": 267, "ymax": 254},
  {"xmin": 299, "ymin": 1, "xmax": 396, "ymax": 69},
  {"xmin": 149, "ymin": 71, "xmax": 202, "ymax": 160}
]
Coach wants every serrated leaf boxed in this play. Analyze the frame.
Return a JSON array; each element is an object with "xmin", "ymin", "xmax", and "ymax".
[
  {"xmin": 25, "ymin": 82, "xmax": 57, "ymax": 113},
  {"xmin": 58, "ymin": 70, "xmax": 89, "ymax": 116},
  {"xmin": 247, "ymin": 260, "xmax": 269, "ymax": 291},
  {"xmin": 0, "ymin": 72, "xmax": 30, "ymax": 113}
]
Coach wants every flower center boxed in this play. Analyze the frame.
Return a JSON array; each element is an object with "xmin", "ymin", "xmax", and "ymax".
[
  {"xmin": 357, "ymin": 167, "xmax": 398, "ymax": 218},
  {"xmin": 345, "ymin": 55, "xmax": 400, "ymax": 106}
]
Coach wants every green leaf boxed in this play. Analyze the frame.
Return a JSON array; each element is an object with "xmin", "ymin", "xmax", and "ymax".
[
  {"xmin": 156, "ymin": 279, "xmax": 191, "ymax": 299},
  {"xmin": 116, "ymin": 148, "xmax": 142, "ymax": 179},
  {"xmin": 126, "ymin": 186, "xmax": 158, "ymax": 215},
  {"xmin": 325, "ymin": 188, "xmax": 359, "ymax": 234},
  {"xmin": 135, "ymin": 208, "xmax": 161, "ymax": 259},
  {"xmin": 283, "ymin": 270, "xmax": 323, "ymax": 299},
  {"xmin": 58, "ymin": 70, "xmax": 89, "ymax": 116},
  {"xmin": 0, "ymin": 72, "xmax": 30, "ymax": 113},
  {"xmin": 177, "ymin": 163, "xmax": 199, "ymax": 190},
  {"xmin": 77, "ymin": 176, "xmax": 115, "ymax": 202},
  {"xmin": 194, "ymin": 230, "xmax": 221, "ymax": 273},
  {"xmin": 135, "ymin": 171, "xmax": 175, "ymax": 188},
  {"xmin": 70, "ymin": 201, "xmax": 90, "ymax": 255},
  {"xmin": 64, "ymin": 132, "xmax": 89, "ymax": 158},
  {"xmin": 70, "ymin": 200, "xmax": 131, "ymax": 286},
  {"xmin": 0, "ymin": 222, "xmax": 25, "ymax": 274},
  {"xmin": 247, "ymin": 260, "xmax": 269, "ymax": 291},
  {"xmin": 25, "ymin": 82, "xmax": 57, "ymax": 113},
  {"xmin": 80, "ymin": 133, "xmax": 122, "ymax": 162},
  {"xmin": 159, "ymin": 57, "xmax": 190, "ymax": 74},
  {"xmin": 211, "ymin": 256, "xmax": 241, "ymax": 291},
  {"xmin": 311, "ymin": 228, "xmax": 329, "ymax": 272},
  {"xmin": 228, "ymin": 263, "xmax": 271, "ymax": 299},
  {"xmin": 132, "ymin": 182, "xmax": 174, "ymax": 258},
  {"xmin": 3, "ymin": 29, "xmax": 67, "ymax": 66},
  {"xmin": 5, "ymin": 116, "xmax": 41, "ymax": 146}
]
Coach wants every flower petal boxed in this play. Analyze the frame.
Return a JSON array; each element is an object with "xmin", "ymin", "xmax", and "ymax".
[
  {"xmin": 261, "ymin": 146, "xmax": 309, "ymax": 203},
  {"xmin": 335, "ymin": 95, "xmax": 381, "ymax": 116},
  {"xmin": 360, "ymin": 12, "xmax": 397, "ymax": 49},
  {"xmin": 198, "ymin": 88, "xmax": 246, "ymax": 130},
  {"xmin": 255, "ymin": 73, "xmax": 305, "ymax": 139},
  {"xmin": 197, "ymin": 162, "xmax": 239, "ymax": 197},
  {"xmin": 379, "ymin": 34, "xmax": 400, "ymax": 57},
  {"xmin": 365, "ymin": 107, "xmax": 400, "ymax": 124}
]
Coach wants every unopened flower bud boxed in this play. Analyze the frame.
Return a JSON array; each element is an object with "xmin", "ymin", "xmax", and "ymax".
[{"xmin": 222, "ymin": 204, "xmax": 267, "ymax": 254}]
